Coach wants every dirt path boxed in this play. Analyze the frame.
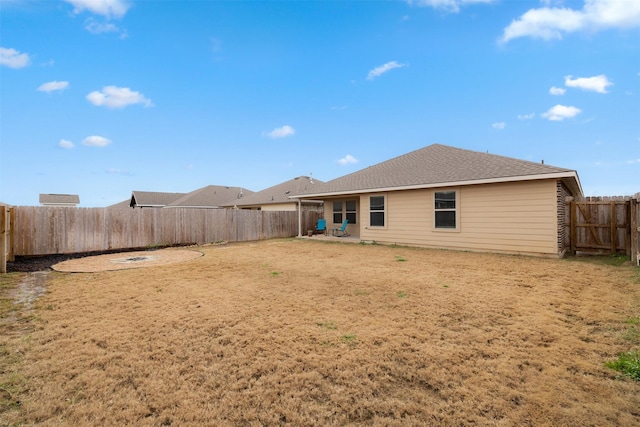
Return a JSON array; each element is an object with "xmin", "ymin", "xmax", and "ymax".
[{"xmin": 2, "ymin": 239, "xmax": 639, "ymax": 426}]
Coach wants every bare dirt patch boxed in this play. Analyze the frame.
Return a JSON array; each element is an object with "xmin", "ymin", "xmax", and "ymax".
[
  {"xmin": 2, "ymin": 239, "xmax": 639, "ymax": 426},
  {"xmin": 51, "ymin": 248, "xmax": 204, "ymax": 272}
]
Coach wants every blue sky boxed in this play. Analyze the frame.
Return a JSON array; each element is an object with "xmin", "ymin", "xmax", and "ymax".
[{"xmin": 1, "ymin": 0, "xmax": 638, "ymax": 207}]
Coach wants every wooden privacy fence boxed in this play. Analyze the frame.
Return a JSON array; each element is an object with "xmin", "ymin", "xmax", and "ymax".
[
  {"xmin": 565, "ymin": 195, "xmax": 640, "ymax": 264},
  {"xmin": 1, "ymin": 206, "xmax": 15, "ymax": 273},
  {"xmin": 6, "ymin": 206, "xmax": 321, "ymax": 258}
]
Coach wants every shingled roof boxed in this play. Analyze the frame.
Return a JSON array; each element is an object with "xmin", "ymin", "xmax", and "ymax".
[
  {"xmin": 39, "ymin": 193, "xmax": 80, "ymax": 206},
  {"xmin": 226, "ymin": 176, "xmax": 323, "ymax": 207},
  {"xmin": 130, "ymin": 191, "xmax": 187, "ymax": 208},
  {"xmin": 292, "ymin": 144, "xmax": 582, "ymax": 197},
  {"xmin": 165, "ymin": 185, "xmax": 253, "ymax": 208}
]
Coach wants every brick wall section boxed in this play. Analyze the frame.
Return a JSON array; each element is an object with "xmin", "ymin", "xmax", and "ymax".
[{"xmin": 557, "ymin": 180, "xmax": 572, "ymax": 256}]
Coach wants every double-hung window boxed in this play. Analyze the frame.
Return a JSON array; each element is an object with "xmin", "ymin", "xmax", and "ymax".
[
  {"xmin": 369, "ymin": 195, "xmax": 385, "ymax": 227},
  {"xmin": 434, "ymin": 191, "xmax": 457, "ymax": 229},
  {"xmin": 333, "ymin": 201, "xmax": 343, "ymax": 224},
  {"xmin": 333, "ymin": 200, "xmax": 357, "ymax": 225},
  {"xmin": 345, "ymin": 200, "xmax": 357, "ymax": 225}
]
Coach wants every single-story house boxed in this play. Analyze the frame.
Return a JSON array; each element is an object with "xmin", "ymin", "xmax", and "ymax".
[
  {"xmin": 291, "ymin": 143, "xmax": 582, "ymax": 257},
  {"xmin": 39, "ymin": 193, "xmax": 80, "ymax": 207},
  {"xmin": 222, "ymin": 176, "xmax": 323, "ymax": 211}
]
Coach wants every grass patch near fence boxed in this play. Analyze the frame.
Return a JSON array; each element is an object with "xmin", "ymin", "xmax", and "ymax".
[
  {"xmin": 2, "ymin": 239, "xmax": 640, "ymax": 426},
  {"xmin": 0, "ymin": 273, "xmax": 29, "ymax": 419}
]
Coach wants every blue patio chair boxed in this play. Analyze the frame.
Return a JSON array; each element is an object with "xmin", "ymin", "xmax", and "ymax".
[
  {"xmin": 333, "ymin": 219, "xmax": 349, "ymax": 237},
  {"xmin": 314, "ymin": 218, "xmax": 327, "ymax": 235}
]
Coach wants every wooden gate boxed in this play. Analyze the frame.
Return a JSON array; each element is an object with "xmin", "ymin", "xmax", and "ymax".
[{"xmin": 566, "ymin": 196, "xmax": 639, "ymax": 263}]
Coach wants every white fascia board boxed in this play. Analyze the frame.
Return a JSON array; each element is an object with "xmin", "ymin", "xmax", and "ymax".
[
  {"xmin": 291, "ymin": 172, "xmax": 582, "ymax": 198},
  {"xmin": 163, "ymin": 205, "xmax": 221, "ymax": 209}
]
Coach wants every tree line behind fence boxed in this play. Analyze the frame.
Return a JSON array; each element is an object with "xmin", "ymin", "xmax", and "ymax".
[{"xmin": 10, "ymin": 206, "xmax": 322, "ymax": 257}]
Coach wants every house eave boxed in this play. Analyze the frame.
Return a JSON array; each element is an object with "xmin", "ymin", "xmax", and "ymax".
[
  {"xmin": 163, "ymin": 205, "xmax": 222, "ymax": 209},
  {"xmin": 291, "ymin": 172, "xmax": 583, "ymax": 199}
]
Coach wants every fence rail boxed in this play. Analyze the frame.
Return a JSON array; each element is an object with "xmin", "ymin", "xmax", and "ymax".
[{"xmin": 7, "ymin": 206, "xmax": 321, "ymax": 258}]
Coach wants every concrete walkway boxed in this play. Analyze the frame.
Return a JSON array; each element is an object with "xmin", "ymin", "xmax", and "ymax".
[{"xmin": 297, "ymin": 233, "xmax": 361, "ymax": 244}]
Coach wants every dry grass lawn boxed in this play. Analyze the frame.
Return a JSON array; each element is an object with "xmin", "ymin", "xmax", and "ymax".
[{"xmin": 2, "ymin": 239, "xmax": 640, "ymax": 426}]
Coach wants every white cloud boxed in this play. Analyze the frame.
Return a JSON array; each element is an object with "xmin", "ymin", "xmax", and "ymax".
[
  {"xmin": 549, "ymin": 86, "xmax": 566, "ymax": 95},
  {"xmin": 500, "ymin": 0, "xmax": 640, "ymax": 43},
  {"xmin": 564, "ymin": 74, "xmax": 612, "ymax": 93},
  {"xmin": 627, "ymin": 159, "xmax": 640, "ymax": 164},
  {"xmin": 64, "ymin": 0, "xmax": 130, "ymax": 19},
  {"xmin": 85, "ymin": 19, "xmax": 120, "ymax": 34},
  {"xmin": 86, "ymin": 86, "xmax": 153, "ymax": 108},
  {"xmin": 367, "ymin": 61, "xmax": 406, "ymax": 81},
  {"xmin": 0, "ymin": 47, "xmax": 30, "ymax": 68},
  {"xmin": 492, "ymin": 122, "xmax": 506, "ymax": 130},
  {"xmin": 266, "ymin": 125, "xmax": 295, "ymax": 139},
  {"xmin": 82, "ymin": 135, "xmax": 112, "ymax": 147},
  {"xmin": 38, "ymin": 81, "xmax": 69, "ymax": 93},
  {"xmin": 58, "ymin": 139, "xmax": 75, "ymax": 149},
  {"xmin": 541, "ymin": 104, "xmax": 582, "ymax": 121},
  {"xmin": 338, "ymin": 154, "xmax": 358, "ymax": 166},
  {"xmin": 517, "ymin": 112, "xmax": 536, "ymax": 120},
  {"xmin": 407, "ymin": 0, "xmax": 495, "ymax": 13}
]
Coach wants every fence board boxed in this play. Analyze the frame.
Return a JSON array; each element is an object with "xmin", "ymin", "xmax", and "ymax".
[
  {"xmin": 1, "ymin": 207, "xmax": 6, "ymax": 273},
  {"xmin": 9, "ymin": 206, "xmax": 320, "ymax": 257}
]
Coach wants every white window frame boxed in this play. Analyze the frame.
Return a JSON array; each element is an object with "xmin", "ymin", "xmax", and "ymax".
[
  {"xmin": 433, "ymin": 189, "xmax": 460, "ymax": 232},
  {"xmin": 369, "ymin": 194, "xmax": 386, "ymax": 229}
]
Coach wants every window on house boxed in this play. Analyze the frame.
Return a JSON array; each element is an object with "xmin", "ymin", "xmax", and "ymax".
[
  {"xmin": 345, "ymin": 200, "xmax": 357, "ymax": 225},
  {"xmin": 333, "ymin": 201, "xmax": 343, "ymax": 224},
  {"xmin": 370, "ymin": 195, "xmax": 385, "ymax": 227},
  {"xmin": 434, "ymin": 191, "xmax": 456, "ymax": 229}
]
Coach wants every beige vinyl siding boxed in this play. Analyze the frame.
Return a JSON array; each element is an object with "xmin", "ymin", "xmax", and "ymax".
[{"xmin": 359, "ymin": 180, "xmax": 559, "ymax": 256}]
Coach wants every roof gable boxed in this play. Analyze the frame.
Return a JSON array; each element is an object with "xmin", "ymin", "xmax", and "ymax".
[{"xmin": 294, "ymin": 144, "xmax": 581, "ymax": 197}]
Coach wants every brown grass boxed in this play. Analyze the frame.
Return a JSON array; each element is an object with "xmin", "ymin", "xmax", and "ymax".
[{"xmin": 2, "ymin": 239, "xmax": 640, "ymax": 426}]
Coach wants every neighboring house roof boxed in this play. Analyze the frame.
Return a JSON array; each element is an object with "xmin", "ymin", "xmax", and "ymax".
[
  {"xmin": 107, "ymin": 199, "xmax": 133, "ymax": 209},
  {"xmin": 39, "ymin": 193, "xmax": 80, "ymax": 206},
  {"xmin": 165, "ymin": 185, "xmax": 254, "ymax": 208},
  {"xmin": 292, "ymin": 144, "xmax": 582, "ymax": 197},
  {"xmin": 225, "ymin": 176, "xmax": 324, "ymax": 208},
  {"xmin": 130, "ymin": 191, "xmax": 187, "ymax": 208}
]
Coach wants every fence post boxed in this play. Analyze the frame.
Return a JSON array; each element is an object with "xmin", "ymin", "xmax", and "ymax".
[
  {"xmin": 631, "ymin": 197, "xmax": 639, "ymax": 266},
  {"xmin": 0, "ymin": 207, "xmax": 7, "ymax": 273},
  {"xmin": 570, "ymin": 200, "xmax": 576, "ymax": 254},
  {"xmin": 9, "ymin": 208, "xmax": 15, "ymax": 262}
]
